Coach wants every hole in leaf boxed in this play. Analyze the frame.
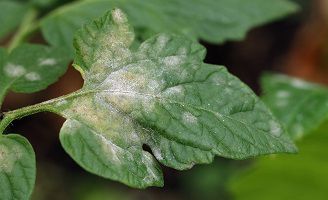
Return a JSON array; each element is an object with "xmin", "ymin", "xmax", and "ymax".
[{"xmin": 142, "ymin": 144, "xmax": 152, "ymax": 154}]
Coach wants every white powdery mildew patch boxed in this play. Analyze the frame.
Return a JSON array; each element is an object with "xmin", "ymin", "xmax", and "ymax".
[
  {"xmin": 142, "ymin": 153, "xmax": 159, "ymax": 184},
  {"xmin": 97, "ymin": 134, "xmax": 122, "ymax": 165},
  {"xmin": 183, "ymin": 112, "xmax": 198, "ymax": 124},
  {"xmin": 102, "ymin": 70, "xmax": 145, "ymax": 92},
  {"xmin": 100, "ymin": 69, "xmax": 161, "ymax": 114},
  {"xmin": 152, "ymin": 147, "xmax": 163, "ymax": 161},
  {"xmin": 0, "ymin": 145, "xmax": 22, "ymax": 173},
  {"xmin": 39, "ymin": 58, "xmax": 57, "ymax": 66},
  {"xmin": 163, "ymin": 85, "xmax": 184, "ymax": 96},
  {"xmin": 156, "ymin": 34, "xmax": 170, "ymax": 51},
  {"xmin": 64, "ymin": 120, "xmax": 83, "ymax": 134},
  {"xmin": 142, "ymin": 97, "xmax": 156, "ymax": 114},
  {"xmin": 25, "ymin": 72, "xmax": 41, "ymax": 81},
  {"xmin": 289, "ymin": 78, "xmax": 313, "ymax": 89},
  {"xmin": 112, "ymin": 9, "xmax": 127, "ymax": 23},
  {"xmin": 269, "ymin": 120, "xmax": 282, "ymax": 137},
  {"xmin": 276, "ymin": 90, "xmax": 290, "ymax": 98},
  {"xmin": 162, "ymin": 56, "xmax": 184, "ymax": 67},
  {"xmin": 178, "ymin": 47, "xmax": 188, "ymax": 55},
  {"xmin": 4, "ymin": 63, "xmax": 26, "ymax": 77},
  {"xmin": 55, "ymin": 99, "xmax": 68, "ymax": 107}
]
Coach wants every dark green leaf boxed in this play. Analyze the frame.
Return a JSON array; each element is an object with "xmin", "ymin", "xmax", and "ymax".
[
  {"xmin": 229, "ymin": 122, "xmax": 328, "ymax": 200},
  {"xmin": 41, "ymin": 0, "xmax": 298, "ymax": 56},
  {"xmin": 0, "ymin": 1, "xmax": 28, "ymax": 39},
  {"xmin": 261, "ymin": 73, "xmax": 328, "ymax": 139},
  {"xmin": 0, "ymin": 134, "xmax": 36, "ymax": 200},
  {"xmin": 0, "ymin": 44, "xmax": 70, "ymax": 105}
]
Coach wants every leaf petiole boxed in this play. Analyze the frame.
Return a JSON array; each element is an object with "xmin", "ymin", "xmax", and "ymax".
[
  {"xmin": 8, "ymin": 7, "xmax": 39, "ymax": 52},
  {"xmin": 0, "ymin": 90, "xmax": 83, "ymax": 135}
]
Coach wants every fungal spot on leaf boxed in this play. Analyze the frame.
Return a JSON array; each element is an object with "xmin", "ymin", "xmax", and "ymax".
[
  {"xmin": 25, "ymin": 72, "xmax": 41, "ymax": 81},
  {"xmin": 4, "ymin": 63, "xmax": 26, "ymax": 77},
  {"xmin": 0, "ymin": 145, "xmax": 21, "ymax": 173},
  {"xmin": 276, "ymin": 90, "xmax": 290, "ymax": 98},
  {"xmin": 183, "ymin": 112, "xmax": 198, "ymax": 124},
  {"xmin": 55, "ymin": 9, "xmax": 296, "ymax": 189},
  {"xmin": 38, "ymin": 58, "xmax": 57, "ymax": 66},
  {"xmin": 112, "ymin": 8, "xmax": 127, "ymax": 24}
]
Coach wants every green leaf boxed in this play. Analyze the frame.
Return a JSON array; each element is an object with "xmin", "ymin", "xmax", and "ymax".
[
  {"xmin": 52, "ymin": 9, "xmax": 296, "ymax": 188},
  {"xmin": 0, "ymin": 134, "xmax": 36, "ymax": 200},
  {"xmin": 261, "ymin": 73, "xmax": 328, "ymax": 140},
  {"xmin": 229, "ymin": 122, "xmax": 328, "ymax": 200},
  {"xmin": 0, "ymin": 1, "xmax": 28, "ymax": 39},
  {"xmin": 0, "ymin": 44, "xmax": 70, "ymax": 106},
  {"xmin": 41, "ymin": 0, "xmax": 298, "ymax": 56}
]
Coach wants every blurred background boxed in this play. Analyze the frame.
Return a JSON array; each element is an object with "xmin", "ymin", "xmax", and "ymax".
[{"xmin": 1, "ymin": 0, "xmax": 328, "ymax": 199}]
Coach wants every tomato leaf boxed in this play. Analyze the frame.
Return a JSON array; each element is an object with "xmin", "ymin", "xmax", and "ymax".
[
  {"xmin": 41, "ymin": 0, "xmax": 298, "ymax": 56},
  {"xmin": 52, "ymin": 9, "xmax": 296, "ymax": 188},
  {"xmin": 0, "ymin": 45, "xmax": 70, "ymax": 106},
  {"xmin": 261, "ymin": 73, "xmax": 328, "ymax": 140},
  {"xmin": 0, "ymin": 134, "xmax": 36, "ymax": 200},
  {"xmin": 229, "ymin": 122, "xmax": 328, "ymax": 200},
  {"xmin": 0, "ymin": 1, "xmax": 28, "ymax": 39}
]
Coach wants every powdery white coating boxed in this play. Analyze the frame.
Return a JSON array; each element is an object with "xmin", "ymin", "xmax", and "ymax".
[
  {"xmin": 101, "ymin": 70, "xmax": 146, "ymax": 92},
  {"xmin": 25, "ymin": 72, "xmax": 41, "ymax": 81},
  {"xmin": 97, "ymin": 133, "xmax": 122, "ymax": 164},
  {"xmin": 163, "ymin": 85, "xmax": 184, "ymax": 96},
  {"xmin": 156, "ymin": 34, "xmax": 170, "ymax": 51},
  {"xmin": 178, "ymin": 47, "xmax": 188, "ymax": 55},
  {"xmin": 290, "ymin": 79, "xmax": 311, "ymax": 89},
  {"xmin": 112, "ymin": 9, "xmax": 127, "ymax": 23},
  {"xmin": 64, "ymin": 120, "xmax": 82, "ymax": 134},
  {"xmin": 99, "ymin": 68, "xmax": 162, "ymax": 115},
  {"xmin": 276, "ymin": 90, "xmax": 290, "ymax": 98},
  {"xmin": 148, "ymin": 80, "xmax": 161, "ymax": 92},
  {"xmin": 0, "ymin": 144, "xmax": 22, "ymax": 173},
  {"xmin": 4, "ymin": 63, "xmax": 26, "ymax": 77},
  {"xmin": 162, "ymin": 56, "xmax": 184, "ymax": 67},
  {"xmin": 183, "ymin": 112, "xmax": 198, "ymax": 124},
  {"xmin": 141, "ymin": 153, "xmax": 160, "ymax": 184},
  {"xmin": 56, "ymin": 99, "xmax": 68, "ymax": 107},
  {"xmin": 62, "ymin": 98, "xmax": 108, "ymax": 130},
  {"xmin": 269, "ymin": 120, "xmax": 282, "ymax": 137},
  {"xmin": 152, "ymin": 147, "xmax": 163, "ymax": 161},
  {"xmin": 39, "ymin": 58, "xmax": 57, "ymax": 66}
]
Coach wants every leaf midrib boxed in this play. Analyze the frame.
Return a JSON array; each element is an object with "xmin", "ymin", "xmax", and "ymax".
[{"xmin": 69, "ymin": 88, "xmax": 291, "ymax": 151}]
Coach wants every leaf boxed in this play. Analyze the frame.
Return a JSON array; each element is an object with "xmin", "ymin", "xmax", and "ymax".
[
  {"xmin": 0, "ymin": 44, "xmax": 70, "ymax": 106},
  {"xmin": 0, "ymin": 134, "xmax": 36, "ymax": 200},
  {"xmin": 261, "ymin": 73, "xmax": 328, "ymax": 140},
  {"xmin": 40, "ymin": 0, "xmax": 298, "ymax": 56},
  {"xmin": 0, "ymin": 1, "xmax": 28, "ymax": 39},
  {"xmin": 229, "ymin": 122, "xmax": 328, "ymax": 200},
  {"xmin": 51, "ymin": 9, "xmax": 296, "ymax": 188}
]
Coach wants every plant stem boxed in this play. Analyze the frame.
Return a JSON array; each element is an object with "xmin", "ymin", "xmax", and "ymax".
[
  {"xmin": 0, "ymin": 99, "xmax": 56, "ymax": 135},
  {"xmin": 0, "ymin": 90, "xmax": 86, "ymax": 135},
  {"xmin": 0, "ymin": 86, "xmax": 9, "ymax": 109},
  {"xmin": 8, "ymin": 7, "xmax": 39, "ymax": 52}
]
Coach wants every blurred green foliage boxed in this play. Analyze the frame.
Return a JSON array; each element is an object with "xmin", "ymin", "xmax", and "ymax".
[{"xmin": 229, "ymin": 122, "xmax": 328, "ymax": 200}]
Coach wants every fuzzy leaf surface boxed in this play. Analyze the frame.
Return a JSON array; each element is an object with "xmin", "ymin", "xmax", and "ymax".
[
  {"xmin": 41, "ymin": 0, "xmax": 298, "ymax": 55},
  {"xmin": 261, "ymin": 74, "xmax": 328, "ymax": 140},
  {"xmin": 51, "ymin": 9, "xmax": 296, "ymax": 188},
  {"xmin": 0, "ymin": 134, "xmax": 36, "ymax": 200}
]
